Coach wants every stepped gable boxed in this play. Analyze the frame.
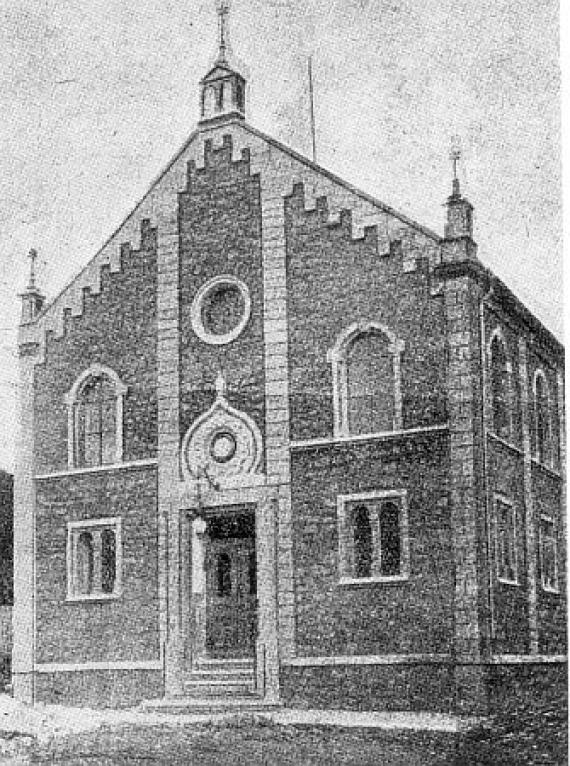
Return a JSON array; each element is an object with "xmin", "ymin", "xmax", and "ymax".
[{"xmin": 24, "ymin": 119, "xmax": 444, "ymax": 363}]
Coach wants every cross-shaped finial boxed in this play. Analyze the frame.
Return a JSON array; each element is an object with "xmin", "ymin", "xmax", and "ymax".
[
  {"xmin": 450, "ymin": 147, "xmax": 461, "ymax": 181},
  {"xmin": 449, "ymin": 136, "xmax": 462, "ymax": 196},
  {"xmin": 216, "ymin": 0, "xmax": 231, "ymax": 62},
  {"xmin": 28, "ymin": 248, "xmax": 38, "ymax": 290}
]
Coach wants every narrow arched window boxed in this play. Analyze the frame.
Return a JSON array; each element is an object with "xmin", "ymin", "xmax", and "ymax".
[
  {"xmin": 353, "ymin": 505, "xmax": 373, "ymax": 578},
  {"xmin": 490, "ymin": 334, "xmax": 511, "ymax": 439},
  {"xmin": 248, "ymin": 549, "xmax": 257, "ymax": 596},
  {"xmin": 346, "ymin": 331, "xmax": 395, "ymax": 435},
  {"xmin": 76, "ymin": 531, "xmax": 94, "ymax": 595},
  {"xmin": 236, "ymin": 80, "xmax": 244, "ymax": 110},
  {"xmin": 534, "ymin": 371, "xmax": 551, "ymax": 465},
  {"xmin": 217, "ymin": 552, "xmax": 232, "ymax": 596}
]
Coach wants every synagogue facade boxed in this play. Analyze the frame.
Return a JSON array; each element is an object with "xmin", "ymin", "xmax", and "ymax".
[{"xmin": 13, "ymin": 17, "xmax": 566, "ymax": 713}]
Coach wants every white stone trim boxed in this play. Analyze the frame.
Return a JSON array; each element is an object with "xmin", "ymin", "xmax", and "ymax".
[
  {"xmin": 285, "ymin": 654, "xmax": 451, "ymax": 667},
  {"xmin": 290, "ymin": 423, "xmax": 448, "ymax": 449},
  {"xmin": 327, "ymin": 321, "xmax": 405, "ymax": 437},
  {"xmin": 490, "ymin": 654, "xmax": 567, "ymax": 664},
  {"xmin": 493, "ymin": 493, "xmax": 519, "ymax": 587},
  {"xmin": 66, "ymin": 517, "xmax": 123, "ymax": 602},
  {"xmin": 35, "ymin": 458, "xmax": 157, "ymax": 480},
  {"xmin": 190, "ymin": 274, "xmax": 251, "ymax": 345},
  {"xmin": 34, "ymin": 660, "xmax": 162, "ymax": 673},
  {"xmin": 337, "ymin": 489, "xmax": 410, "ymax": 583},
  {"xmin": 64, "ymin": 363, "xmax": 128, "ymax": 469}
]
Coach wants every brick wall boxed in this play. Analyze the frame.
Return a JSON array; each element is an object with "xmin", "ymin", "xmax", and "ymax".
[
  {"xmin": 285, "ymin": 184, "xmax": 447, "ymax": 442},
  {"xmin": 178, "ymin": 139, "xmax": 265, "ymax": 443},
  {"xmin": 290, "ymin": 432, "xmax": 452, "ymax": 656},
  {"xmin": 35, "ymin": 467, "xmax": 159, "ymax": 664},
  {"xmin": 33, "ymin": 222, "xmax": 158, "ymax": 473}
]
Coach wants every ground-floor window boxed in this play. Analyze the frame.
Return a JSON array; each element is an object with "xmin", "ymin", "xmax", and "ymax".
[
  {"xmin": 494, "ymin": 495, "xmax": 518, "ymax": 585},
  {"xmin": 66, "ymin": 517, "xmax": 122, "ymax": 601},
  {"xmin": 539, "ymin": 515, "xmax": 559, "ymax": 593},
  {"xmin": 337, "ymin": 490, "xmax": 409, "ymax": 584}
]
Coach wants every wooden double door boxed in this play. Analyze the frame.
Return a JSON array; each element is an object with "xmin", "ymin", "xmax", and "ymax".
[{"xmin": 205, "ymin": 535, "xmax": 257, "ymax": 658}]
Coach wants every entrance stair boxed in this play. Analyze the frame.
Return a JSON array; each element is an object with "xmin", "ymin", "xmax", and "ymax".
[{"xmin": 142, "ymin": 658, "xmax": 280, "ymax": 715}]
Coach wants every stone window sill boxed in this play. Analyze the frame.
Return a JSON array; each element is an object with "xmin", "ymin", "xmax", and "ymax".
[
  {"xmin": 338, "ymin": 575, "xmax": 409, "ymax": 587},
  {"xmin": 65, "ymin": 591, "xmax": 123, "ymax": 604},
  {"xmin": 496, "ymin": 576, "xmax": 519, "ymax": 588}
]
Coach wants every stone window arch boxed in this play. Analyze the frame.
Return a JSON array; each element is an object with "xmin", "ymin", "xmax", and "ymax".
[
  {"xmin": 488, "ymin": 328, "xmax": 513, "ymax": 440},
  {"xmin": 327, "ymin": 321, "xmax": 405, "ymax": 437},
  {"xmin": 65, "ymin": 364, "xmax": 127, "ymax": 469},
  {"xmin": 533, "ymin": 369, "xmax": 552, "ymax": 466}
]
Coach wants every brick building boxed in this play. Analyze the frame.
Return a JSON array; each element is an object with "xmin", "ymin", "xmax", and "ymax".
[{"xmin": 13, "ymin": 13, "xmax": 565, "ymax": 713}]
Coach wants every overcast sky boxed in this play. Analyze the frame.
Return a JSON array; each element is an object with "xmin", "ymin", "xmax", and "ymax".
[{"xmin": 0, "ymin": 0, "xmax": 563, "ymax": 472}]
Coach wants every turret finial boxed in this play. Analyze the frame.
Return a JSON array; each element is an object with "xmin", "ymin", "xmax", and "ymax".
[
  {"xmin": 216, "ymin": 0, "xmax": 231, "ymax": 63},
  {"xmin": 449, "ymin": 135, "xmax": 462, "ymax": 198},
  {"xmin": 27, "ymin": 248, "xmax": 38, "ymax": 291}
]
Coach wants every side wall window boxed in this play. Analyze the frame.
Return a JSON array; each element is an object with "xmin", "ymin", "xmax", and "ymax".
[
  {"xmin": 495, "ymin": 496, "xmax": 518, "ymax": 585},
  {"xmin": 65, "ymin": 365, "xmax": 127, "ymax": 469},
  {"xmin": 489, "ymin": 332, "xmax": 512, "ymax": 440},
  {"xmin": 328, "ymin": 322, "xmax": 405, "ymax": 438},
  {"xmin": 533, "ymin": 370, "xmax": 552, "ymax": 466},
  {"xmin": 338, "ymin": 491, "xmax": 409, "ymax": 583},
  {"xmin": 67, "ymin": 518, "xmax": 122, "ymax": 600}
]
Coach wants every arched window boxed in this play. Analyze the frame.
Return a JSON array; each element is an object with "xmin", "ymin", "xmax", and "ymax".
[
  {"xmin": 248, "ymin": 550, "xmax": 257, "ymax": 596},
  {"xmin": 328, "ymin": 322, "xmax": 405, "ymax": 437},
  {"xmin": 76, "ymin": 531, "xmax": 94, "ymax": 595},
  {"xmin": 489, "ymin": 331, "xmax": 511, "ymax": 439},
  {"xmin": 353, "ymin": 505, "xmax": 373, "ymax": 578},
  {"xmin": 217, "ymin": 552, "xmax": 232, "ymax": 596},
  {"xmin": 534, "ymin": 370, "xmax": 552, "ymax": 465},
  {"xmin": 65, "ymin": 365, "xmax": 127, "ymax": 469}
]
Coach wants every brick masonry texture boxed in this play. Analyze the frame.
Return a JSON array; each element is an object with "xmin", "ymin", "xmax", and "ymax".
[
  {"xmin": 35, "ymin": 670, "xmax": 163, "ymax": 709},
  {"xmin": 280, "ymin": 663, "xmax": 456, "ymax": 713},
  {"xmin": 285, "ymin": 184, "xmax": 447, "ymax": 442},
  {"xmin": 290, "ymin": 432, "xmax": 452, "ymax": 656},
  {"xmin": 33, "ymin": 222, "xmax": 158, "ymax": 473},
  {"xmin": 35, "ymin": 467, "xmax": 159, "ymax": 664},
  {"xmin": 178, "ymin": 139, "xmax": 265, "ymax": 446}
]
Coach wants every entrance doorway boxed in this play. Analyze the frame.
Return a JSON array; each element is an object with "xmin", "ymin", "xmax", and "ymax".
[{"xmin": 204, "ymin": 511, "xmax": 256, "ymax": 659}]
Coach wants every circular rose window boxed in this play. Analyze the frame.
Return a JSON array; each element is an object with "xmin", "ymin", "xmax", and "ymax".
[{"xmin": 191, "ymin": 276, "xmax": 251, "ymax": 345}]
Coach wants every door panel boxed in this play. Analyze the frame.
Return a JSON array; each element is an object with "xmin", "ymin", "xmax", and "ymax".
[{"xmin": 205, "ymin": 537, "xmax": 256, "ymax": 658}]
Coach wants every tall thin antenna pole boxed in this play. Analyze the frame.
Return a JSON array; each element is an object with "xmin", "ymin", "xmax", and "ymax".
[{"xmin": 308, "ymin": 56, "xmax": 317, "ymax": 163}]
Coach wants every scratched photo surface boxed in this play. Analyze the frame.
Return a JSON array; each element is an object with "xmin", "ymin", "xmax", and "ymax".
[{"xmin": 0, "ymin": 1, "xmax": 565, "ymax": 764}]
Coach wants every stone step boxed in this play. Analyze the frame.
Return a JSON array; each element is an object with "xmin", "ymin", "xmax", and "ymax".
[
  {"xmin": 184, "ymin": 681, "xmax": 255, "ymax": 697},
  {"xmin": 193, "ymin": 658, "xmax": 254, "ymax": 673},
  {"xmin": 141, "ymin": 696, "xmax": 280, "ymax": 716},
  {"xmin": 186, "ymin": 670, "xmax": 254, "ymax": 684}
]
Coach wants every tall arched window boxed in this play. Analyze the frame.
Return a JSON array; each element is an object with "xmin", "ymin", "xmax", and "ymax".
[
  {"xmin": 534, "ymin": 370, "xmax": 552, "ymax": 465},
  {"xmin": 101, "ymin": 528, "xmax": 117, "ymax": 594},
  {"xmin": 489, "ymin": 331, "xmax": 512, "ymax": 439},
  {"xmin": 380, "ymin": 501, "xmax": 401, "ymax": 577},
  {"xmin": 328, "ymin": 322, "xmax": 405, "ymax": 437},
  {"xmin": 353, "ymin": 505, "xmax": 373, "ymax": 578},
  {"xmin": 65, "ymin": 365, "xmax": 127, "ymax": 469}
]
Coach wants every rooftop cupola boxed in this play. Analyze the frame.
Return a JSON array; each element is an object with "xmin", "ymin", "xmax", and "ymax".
[
  {"xmin": 442, "ymin": 147, "xmax": 478, "ymax": 262},
  {"xmin": 199, "ymin": 0, "xmax": 246, "ymax": 126},
  {"xmin": 19, "ymin": 248, "xmax": 45, "ymax": 325}
]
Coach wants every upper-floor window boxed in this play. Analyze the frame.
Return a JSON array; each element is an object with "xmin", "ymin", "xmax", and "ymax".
[
  {"xmin": 489, "ymin": 330, "xmax": 512, "ymax": 440},
  {"xmin": 337, "ymin": 490, "xmax": 409, "ymax": 584},
  {"xmin": 65, "ymin": 364, "xmax": 127, "ymax": 469},
  {"xmin": 67, "ymin": 517, "xmax": 122, "ymax": 601},
  {"xmin": 533, "ymin": 369, "xmax": 552, "ymax": 466},
  {"xmin": 328, "ymin": 322, "xmax": 405, "ymax": 438}
]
